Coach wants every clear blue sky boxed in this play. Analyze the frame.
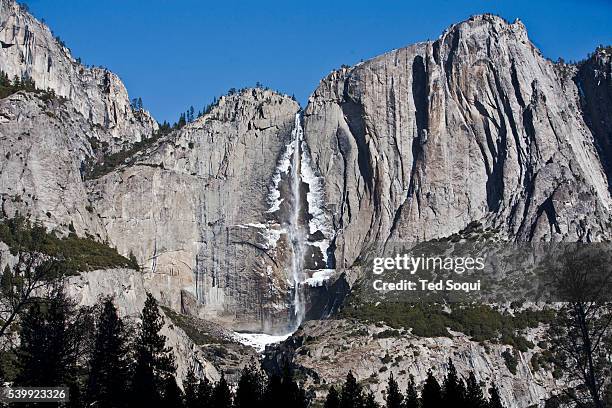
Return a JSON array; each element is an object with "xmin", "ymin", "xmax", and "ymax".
[{"xmin": 25, "ymin": 0, "xmax": 612, "ymax": 123}]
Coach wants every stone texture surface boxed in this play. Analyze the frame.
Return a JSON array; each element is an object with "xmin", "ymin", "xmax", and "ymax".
[
  {"xmin": 88, "ymin": 89, "xmax": 301, "ymax": 332},
  {"xmin": 0, "ymin": 0, "xmax": 157, "ymax": 148},
  {"xmin": 1, "ymin": 5, "xmax": 612, "ymax": 405},
  {"xmin": 265, "ymin": 319, "xmax": 562, "ymax": 408},
  {"xmin": 0, "ymin": 92, "xmax": 107, "ymax": 237},
  {"xmin": 304, "ymin": 15, "xmax": 612, "ymax": 272},
  {"xmin": 66, "ymin": 269, "xmax": 221, "ymax": 385}
]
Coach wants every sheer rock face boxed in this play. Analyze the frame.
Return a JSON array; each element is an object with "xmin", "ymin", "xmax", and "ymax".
[
  {"xmin": 0, "ymin": 92, "xmax": 107, "ymax": 236},
  {"xmin": 304, "ymin": 15, "xmax": 612, "ymax": 271},
  {"xmin": 576, "ymin": 47, "xmax": 612, "ymax": 189},
  {"xmin": 89, "ymin": 89, "xmax": 301, "ymax": 332},
  {"xmin": 0, "ymin": 0, "xmax": 157, "ymax": 148},
  {"xmin": 2, "ymin": 4, "xmax": 612, "ymax": 401}
]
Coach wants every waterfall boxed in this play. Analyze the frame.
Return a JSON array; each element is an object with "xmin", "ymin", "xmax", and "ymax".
[{"xmin": 288, "ymin": 113, "xmax": 306, "ymax": 328}]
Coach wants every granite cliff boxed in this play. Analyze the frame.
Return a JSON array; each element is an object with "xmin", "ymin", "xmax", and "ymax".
[
  {"xmin": 304, "ymin": 15, "xmax": 612, "ymax": 273},
  {"xmin": 1, "ymin": 2, "xmax": 611, "ymax": 406}
]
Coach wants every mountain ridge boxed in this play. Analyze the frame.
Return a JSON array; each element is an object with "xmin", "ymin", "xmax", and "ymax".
[{"xmin": 0, "ymin": 4, "xmax": 611, "ymax": 406}]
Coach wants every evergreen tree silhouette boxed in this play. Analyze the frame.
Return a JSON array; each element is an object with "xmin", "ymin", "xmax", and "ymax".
[
  {"xmin": 339, "ymin": 371, "xmax": 364, "ymax": 408},
  {"xmin": 15, "ymin": 289, "xmax": 83, "ymax": 407},
  {"xmin": 364, "ymin": 390, "xmax": 379, "ymax": 408},
  {"xmin": 163, "ymin": 376, "xmax": 185, "ymax": 407},
  {"xmin": 385, "ymin": 372, "xmax": 404, "ymax": 408},
  {"xmin": 183, "ymin": 368, "xmax": 200, "ymax": 408},
  {"xmin": 0, "ymin": 264, "xmax": 12, "ymax": 296},
  {"xmin": 130, "ymin": 293, "xmax": 175, "ymax": 405},
  {"xmin": 262, "ymin": 370, "xmax": 307, "ymax": 408},
  {"xmin": 465, "ymin": 372, "xmax": 487, "ymax": 408},
  {"xmin": 16, "ymin": 290, "xmax": 77, "ymax": 386},
  {"xmin": 197, "ymin": 375, "xmax": 213, "ymax": 406},
  {"xmin": 324, "ymin": 386, "xmax": 340, "ymax": 408},
  {"xmin": 211, "ymin": 374, "xmax": 232, "ymax": 408},
  {"xmin": 421, "ymin": 370, "xmax": 443, "ymax": 408},
  {"xmin": 86, "ymin": 297, "xmax": 131, "ymax": 408},
  {"xmin": 234, "ymin": 363, "xmax": 265, "ymax": 408},
  {"xmin": 442, "ymin": 358, "xmax": 466, "ymax": 407},
  {"xmin": 263, "ymin": 374, "xmax": 283, "ymax": 408},
  {"xmin": 405, "ymin": 375, "xmax": 420, "ymax": 408},
  {"xmin": 488, "ymin": 384, "xmax": 504, "ymax": 408},
  {"xmin": 284, "ymin": 369, "xmax": 308, "ymax": 408}
]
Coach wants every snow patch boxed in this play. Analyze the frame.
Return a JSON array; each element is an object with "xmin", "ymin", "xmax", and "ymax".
[
  {"xmin": 233, "ymin": 332, "xmax": 292, "ymax": 352},
  {"xmin": 304, "ymin": 269, "xmax": 335, "ymax": 287},
  {"xmin": 233, "ymin": 223, "xmax": 284, "ymax": 249},
  {"xmin": 266, "ymin": 140, "xmax": 295, "ymax": 214},
  {"xmin": 300, "ymin": 141, "xmax": 334, "ymax": 264}
]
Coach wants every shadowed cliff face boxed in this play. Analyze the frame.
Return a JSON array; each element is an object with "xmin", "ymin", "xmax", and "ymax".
[
  {"xmin": 304, "ymin": 15, "xmax": 612, "ymax": 272},
  {"xmin": 576, "ymin": 47, "xmax": 612, "ymax": 189}
]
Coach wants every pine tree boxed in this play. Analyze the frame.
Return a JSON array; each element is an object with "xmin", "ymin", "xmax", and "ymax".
[
  {"xmin": 197, "ymin": 375, "xmax": 213, "ymax": 406},
  {"xmin": 14, "ymin": 288, "xmax": 86, "ymax": 408},
  {"xmin": 163, "ymin": 376, "xmax": 184, "ymax": 407},
  {"xmin": 86, "ymin": 297, "xmax": 131, "ymax": 408},
  {"xmin": 324, "ymin": 386, "xmax": 340, "ymax": 408},
  {"xmin": 183, "ymin": 368, "xmax": 200, "ymax": 408},
  {"xmin": 130, "ymin": 293, "xmax": 175, "ymax": 405},
  {"xmin": 385, "ymin": 372, "xmax": 403, "ymax": 408},
  {"xmin": 465, "ymin": 372, "xmax": 487, "ymax": 408},
  {"xmin": 405, "ymin": 375, "xmax": 420, "ymax": 408},
  {"xmin": 263, "ymin": 374, "xmax": 283, "ymax": 408},
  {"xmin": 234, "ymin": 363, "xmax": 264, "ymax": 408},
  {"xmin": 364, "ymin": 391, "xmax": 379, "ymax": 408},
  {"xmin": 421, "ymin": 370, "xmax": 443, "ymax": 408},
  {"xmin": 340, "ymin": 371, "xmax": 364, "ymax": 408},
  {"xmin": 442, "ymin": 358, "xmax": 466, "ymax": 407},
  {"xmin": 176, "ymin": 113, "xmax": 186, "ymax": 129},
  {"xmin": 16, "ymin": 289, "xmax": 78, "ymax": 388},
  {"xmin": 211, "ymin": 374, "xmax": 232, "ymax": 408},
  {"xmin": 1, "ymin": 264, "xmax": 12, "ymax": 296},
  {"xmin": 263, "ymin": 370, "xmax": 307, "ymax": 408},
  {"xmin": 488, "ymin": 384, "xmax": 504, "ymax": 408},
  {"xmin": 280, "ymin": 369, "xmax": 307, "ymax": 408}
]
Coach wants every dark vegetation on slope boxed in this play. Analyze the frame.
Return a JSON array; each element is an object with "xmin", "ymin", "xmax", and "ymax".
[
  {"xmin": 82, "ymin": 93, "xmax": 224, "ymax": 181},
  {"xmin": 82, "ymin": 133, "xmax": 166, "ymax": 180},
  {"xmin": 161, "ymin": 306, "xmax": 226, "ymax": 346},
  {"xmin": 83, "ymin": 86, "xmax": 277, "ymax": 180},
  {"xmin": 0, "ymin": 71, "xmax": 62, "ymax": 102},
  {"xmin": 323, "ymin": 360, "xmax": 507, "ymax": 408},
  {"xmin": 0, "ymin": 216, "xmax": 138, "ymax": 274},
  {"xmin": 339, "ymin": 301, "xmax": 553, "ymax": 352},
  {"xmin": 1, "ymin": 291, "xmax": 311, "ymax": 408}
]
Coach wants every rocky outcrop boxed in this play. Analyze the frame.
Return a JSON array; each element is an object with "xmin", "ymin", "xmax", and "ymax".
[
  {"xmin": 303, "ymin": 14, "xmax": 612, "ymax": 272},
  {"xmin": 265, "ymin": 319, "xmax": 562, "ymax": 408},
  {"xmin": 88, "ymin": 89, "xmax": 302, "ymax": 332},
  {"xmin": 0, "ymin": 0, "xmax": 157, "ymax": 148},
  {"xmin": 0, "ymin": 91, "xmax": 107, "ymax": 236},
  {"xmin": 1, "ymin": 6, "xmax": 612, "ymax": 404},
  {"xmin": 575, "ymin": 47, "xmax": 612, "ymax": 189},
  {"xmin": 66, "ymin": 269, "xmax": 221, "ymax": 385}
]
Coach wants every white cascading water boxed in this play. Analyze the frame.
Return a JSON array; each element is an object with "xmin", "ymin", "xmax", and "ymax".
[{"xmin": 288, "ymin": 113, "xmax": 306, "ymax": 328}]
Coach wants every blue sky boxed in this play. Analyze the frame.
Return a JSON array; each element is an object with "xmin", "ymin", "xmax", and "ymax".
[{"xmin": 26, "ymin": 0, "xmax": 612, "ymax": 123}]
